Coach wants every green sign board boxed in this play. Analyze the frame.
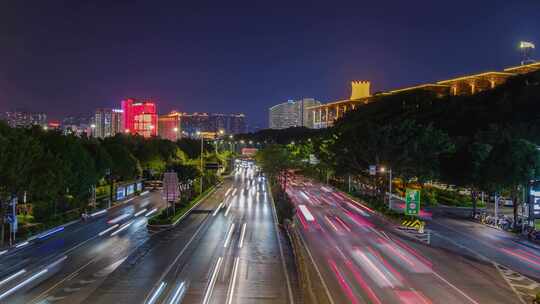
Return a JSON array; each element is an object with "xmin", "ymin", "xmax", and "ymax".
[{"xmin": 405, "ymin": 188, "xmax": 420, "ymax": 216}]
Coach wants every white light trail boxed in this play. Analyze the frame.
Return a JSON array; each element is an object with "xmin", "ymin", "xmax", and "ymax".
[
  {"xmin": 226, "ymin": 257, "xmax": 240, "ymax": 304},
  {"xmin": 0, "ymin": 270, "xmax": 26, "ymax": 287},
  {"xmin": 15, "ymin": 241, "xmax": 29, "ymax": 249},
  {"xmin": 147, "ymin": 282, "xmax": 166, "ymax": 304},
  {"xmin": 223, "ymin": 224, "xmax": 236, "ymax": 248},
  {"xmin": 0, "ymin": 269, "xmax": 48, "ymax": 300},
  {"xmin": 140, "ymin": 190, "xmax": 149, "ymax": 196},
  {"xmin": 168, "ymin": 282, "xmax": 186, "ymax": 304},
  {"xmin": 298, "ymin": 205, "xmax": 315, "ymax": 222},
  {"xmin": 98, "ymin": 224, "xmax": 119, "ymax": 236},
  {"xmin": 0, "ymin": 250, "xmax": 7, "ymax": 256},
  {"xmin": 238, "ymin": 223, "xmax": 247, "ymax": 248},
  {"xmin": 202, "ymin": 257, "xmax": 223, "ymax": 304}
]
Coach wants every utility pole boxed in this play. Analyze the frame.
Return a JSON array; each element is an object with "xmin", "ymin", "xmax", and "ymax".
[{"xmin": 388, "ymin": 169, "xmax": 393, "ymax": 210}]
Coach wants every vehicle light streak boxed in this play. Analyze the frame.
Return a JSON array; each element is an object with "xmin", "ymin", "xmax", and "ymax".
[
  {"xmin": 325, "ymin": 216, "xmax": 340, "ymax": 232},
  {"xmin": 0, "ymin": 269, "xmax": 48, "ymax": 300},
  {"xmin": 107, "ymin": 213, "xmax": 131, "ymax": 224},
  {"xmin": 298, "ymin": 205, "xmax": 315, "ymax": 221},
  {"xmin": 213, "ymin": 203, "xmax": 224, "ymax": 216},
  {"xmin": 328, "ymin": 259, "xmax": 360, "ymax": 304},
  {"xmin": 223, "ymin": 224, "xmax": 236, "ymax": 248},
  {"xmin": 500, "ymin": 248, "xmax": 540, "ymax": 269},
  {"xmin": 226, "ymin": 257, "xmax": 240, "ymax": 304},
  {"xmin": 0, "ymin": 250, "xmax": 7, "ymax": 255},
  {"xmin": 90, "ymin": 209, "xmax": 107, "ymax": 217},
  {"xmin": 98, "ymin": 224, "xmax": 119, "ymax": 236},
  {"xmin": 47, "ymin": 256, "xmax": 68, "ymax": 269},
  {"xmin": 0, "ymin": 270, "xmax": 26, "ymax": 287},
  {"xmin": 134, "ymin": 208, "xmax": 147, "ymax": 217},
  {"xmin": 334, "ymin": 216, "xmax": 351, "ymax": 232},
  {"xmin": 37, "ymin": 226, "xmax": 65, "ymax": 239},
  {"xmin": 111, "ymin": 220, "xmax": 133, "ymax": 236},
  {"xmin": 354, "ymin": 249, "xmax": 399, "ymax": 288},
  {"xmin": 147, "ymin": 282, "xmax": 166, "ymax": 304},
  {"xmin": 169, "ymin": 282, "xmax": 186, "ymax": 304},
  {"xmin": 395, "ymin": 290, "xmax": 432, "ymax": 304},
  {"xmin": 140, "ymin": 190, "xmax": 150, "ymax": 196},
  {"xmin": 202, "ymin": 257, "xmax": 223, "ymax": 304},
  {"xmin": 238, "ymin": 223, "xmax": 247, "ymax": 248},
  {"xmin": 391, "ymin": 237, "xmax": 433, "ymax": 268},
  {"xmin": 366, "ymin": 246, "xmax": 404, "ymax": 282},
  {"xmin": 344, "ymin": 260, "xmax": 382, "ymax": 304},
  {"xmin": 15, "ymin": 241, "xmax": 29, "ymax": 249},
  {"xmin": 145, "ymin": 208, "xmax": 158, "ymax": 217}
]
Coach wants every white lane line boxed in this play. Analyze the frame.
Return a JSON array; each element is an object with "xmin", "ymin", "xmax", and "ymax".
[
  {"xmin": 225, "ymin": 188, "xmax": 232, "ymax": 197},
  {"xmin": 147, "ymin": 282, "xmax": 166, "ymax": 304},
  {"xmin": 232, "ymin": 188, "xmax": 237, "ymax": 196},
  {"xmin": 212, "ymin": 203, "xmax": 224, "ymax": 217},
  {"xmin": 431, "ymin": 269, "xmax": 481, "ymax": 304},
  {"xmin": 90, "ymin": 209, "xmax": 107, "ymax": 217},
  {"xmin": 98, "ymin": 224, "xmax": 119, "ymax": 236},
  {"xmin": 223, "ymin": 224, "xmax": 236, "ymax": 248},
  {"xmin": 224, "ymin": 203, "xmax": 233, "ymax": 217},
  {"xmin": 0, "ymin": 269, "xmax": 48, "ymax": 300},
  {"xmin": 238, "ymin": 223, "xmax": 247, "ymax": 249},
  {"xmin": 226, "ymin": 257, "xmax": 240, "ymax": 304},
  {"xmin": 110, "ymin": 220, "xmax": 134, "ymax": 236},
  {"xmin": 0, "ymin": 269, "xmax": 26, "ymax": 287},
  {"xmin": 168, "ymin": 281, "xmax": 186, "ymax": 304},
  {"xmin": 134, "ymin": 208, "xmax": 147, "ymax": 217},
  {"xmin": 202, "ymin": 257, "xmax": 223, "ymax": 304},
  {"xmin": 145, "ymin": 208, "xmax": 158, "ymax": 217},
  {"xmin": 0, "ymin": 250, "xmax": 7, "ymax": 256}
]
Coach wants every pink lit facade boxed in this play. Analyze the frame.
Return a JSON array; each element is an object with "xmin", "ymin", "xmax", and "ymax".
[{"xmin": 121, "ymin": 98, "xmax": 158, "ymax": 138}]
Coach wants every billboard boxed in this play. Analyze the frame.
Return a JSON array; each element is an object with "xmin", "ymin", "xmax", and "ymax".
[
  {"xmin": 241, "ymin": 148, "xmax": 258, "ymax": 156},
  {"xmin": 136, "ymin": 182, "xmax": 143, "ymax": 192},
  {"xmin": 116, "ymin": 186, "xmax": 126, "ymax": 201},
  {"xmin": 530, "ymin": 180, "xmax": 540, "ymax": 219},
  {"xmin": 126, "ymin": 184, "xmax": 135, "ymax": 196}
]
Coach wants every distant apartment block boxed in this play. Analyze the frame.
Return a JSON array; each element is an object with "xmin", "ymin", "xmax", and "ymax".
[
  {"xmin": 94, "ymin": 108, "xmax": 123, "ymax": 138},
  {"xmin": 268, "ymin": 98, "xmax": 321, "ymax": 129},
  {"xmin": 3, "ymin": 110, "xmax": 47, "ymax": 128}
]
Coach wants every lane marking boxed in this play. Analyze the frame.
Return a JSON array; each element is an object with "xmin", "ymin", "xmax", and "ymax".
[
  {"xmin": 431, "ymin": 269, "xmax": 481, "ymax": 304},
  {"xmin": 145, "ymin": 208, "xmax": 158, "ymax": 217},
  {"xmin": 238, "ymin": 223, "xmax": 247, "ymax": 248},
  {"xmin": 168, "ymin": 281, "xmax": 186, "ymax": 304},
  {"xmin": 98, "ymin": 224, "xmax": 120, "ymax": 236},
  {"xmin": 202, "ymin": 257, "xmax": 223, "ymax": 304},
  {"xmin": 134, "ymin": 208, "xmax": 147, "ymax": 217},
  {"xmin": 110, "ymin": 220, "xmax": 134, "ymax": 236},
  {"xmin": 226, "ymin": 257, "xmax": 240, "ymax": 304},
  {"xmin": 0, "ymin": 269, "xmax": 26, "ymax": 287},
  {"xmin": 224, "ymin": 203, "xmax": 233, "ymax": 217},
  {"xmin": 224, "ymin": 224, "xmax": 236, "ymax": 248},
  {"xmin": 212, "ymin": 203, "xmax": 223, "ymax": 217},
  {"xmin": 0, "ymin": 269, "xmax": 48, "ymax": 300}
]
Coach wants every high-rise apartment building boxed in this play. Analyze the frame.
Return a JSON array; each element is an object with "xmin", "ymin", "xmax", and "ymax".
[
  {"xmin": 268, "ymin": 98, "xmax": 320, "ymax": 129},
  {"xmin": 121, "ymin": 98, "xmax": 158, "ymax": 138},
  {"xmin": 94, "ymin": 108, "xmax": 123, "ymax": 138},
  {"xmin": 158, "ymin": 111, "xmax": 182, "ymax": 141},
  {"xmin": 3, "ymin": 110, "xmax": 47, "ymax": 128}
]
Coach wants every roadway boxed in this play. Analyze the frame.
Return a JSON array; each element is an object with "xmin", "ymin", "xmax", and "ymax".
[
  {"xmin": 81, "ymin": 163, "xmax": 295, "ymax": 304},
  {"xmin": 287, "ymin": 174, "xmax": 523, "ymax": 304},
  {"xmin": 0, "ymin": 191, "xmax": 166, "ymax": 303}
]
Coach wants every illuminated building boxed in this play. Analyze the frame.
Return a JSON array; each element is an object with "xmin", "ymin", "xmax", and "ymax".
[
  {"xmin": 3, "ymin": 110, "xmax": 47, "ymax": 128},
  {"xmin": 121, "ymin": 98, "xmax": 158, "ymax": 138},
  {"xmin": 158, "ymin": 111, "xmax": 182, "ymax": 141},
  {"xmin": 180, "ymin": 112, "xmax": 247, "ymax": 137},
  {"xmin": 268, "ymin": 98, "xmax": 320, "ymax": 129},
  {"xmin": 309, "ymin": 61, "xmax": 540, "ymax": 129},
  {"xmin": 94, "ymin": 108, "xmax": 123, "ymax": 138}
]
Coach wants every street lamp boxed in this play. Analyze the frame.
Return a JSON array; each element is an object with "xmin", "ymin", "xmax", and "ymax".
[
  {"xmin": 379, "ymin": 166, "xmax": 393, "ymax": 209},
  {"xmin": 196, "ymin": 131, "xmax": 204, "ymax": 194}
]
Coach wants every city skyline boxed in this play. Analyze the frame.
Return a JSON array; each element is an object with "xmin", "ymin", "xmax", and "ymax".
[{"xmin": 1, "ymin": 1, "xmax": 538, "ymax": 127}]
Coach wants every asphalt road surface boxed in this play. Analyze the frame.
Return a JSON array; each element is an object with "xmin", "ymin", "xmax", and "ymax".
[
  {"xmin": 0, "ymin": 191, "xmax": 166, "ymax": 304},
  {"xmin": 80, "ymin": 163, "xmax": 294, "ymax": 304},
  {"xmin": 287, "ymin": 174, "xmax": 524, "ymax": 304}
]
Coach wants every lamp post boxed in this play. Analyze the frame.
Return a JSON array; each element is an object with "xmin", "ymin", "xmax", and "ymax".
[
  {"xmin": 196, "ymin": 131, "xmax": 204, "ymax": 194},
  {"xmin": 380, "ymin": 166, "xmax": 393, "ymax": 210}
]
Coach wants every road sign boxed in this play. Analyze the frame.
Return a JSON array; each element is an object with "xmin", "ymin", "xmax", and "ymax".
[
  {"xmin": 369, "ymin": 165, "xmax": 376, "ymax": 176},
  {"xmin": 405, "ymin": 188, "xmax": 420, "ymax": 216},
  {"xmin": 401, "ymin": 219, "xmax": 425, "ymax": 231}
]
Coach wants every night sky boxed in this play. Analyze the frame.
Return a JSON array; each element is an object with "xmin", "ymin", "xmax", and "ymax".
[{"xmin": 1, "ymin": 0, "xmax": 539, "ymax": 129}]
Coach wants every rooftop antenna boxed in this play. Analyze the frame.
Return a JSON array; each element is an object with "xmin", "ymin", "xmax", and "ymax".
[{"xmin": 519, "ymin": 41, "xmax": 535, "ymax": 65}]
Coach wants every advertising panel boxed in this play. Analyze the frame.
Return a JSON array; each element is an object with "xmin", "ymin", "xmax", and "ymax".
[
  {"xmin": 116, "ymin": 186, "xmax": 126, "ymax": 201},
  {"xmin": 136, "ymin": 182, "xmax": 143, "ymax": 192},
  {"xmin": 530, "ymin": 181, "xmax": 540, "ymax": 220},
  {"xmin": 126, "ymin": 184, "xmax": 135, "ymax": 196}
]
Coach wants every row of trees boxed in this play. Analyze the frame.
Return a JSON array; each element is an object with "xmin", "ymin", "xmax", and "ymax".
[
  {"xmin": 0, "ymin": 122, "xmax": 229, "ymax": 242},
  {"xmin": 251, "ymin": 69, "xmax": 540, "ymax": 227}
]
